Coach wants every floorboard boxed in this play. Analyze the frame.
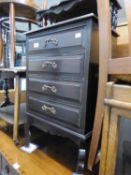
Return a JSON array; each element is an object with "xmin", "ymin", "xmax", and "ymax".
[
  {"xmin": 0, "ymin": 129, "xmax": 94, "ymax": 175},
  {"xmin": 0, "ymin": 130, "xmax": 72, "ymax": 175}
]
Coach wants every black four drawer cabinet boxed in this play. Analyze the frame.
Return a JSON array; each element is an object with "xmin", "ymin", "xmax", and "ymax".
[{"xmin": 26, "ymin": 14, "xmax": 99, "ymax": 175}]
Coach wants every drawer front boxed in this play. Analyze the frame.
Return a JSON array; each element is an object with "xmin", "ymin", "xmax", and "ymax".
[
  {"xmin": 28, "ymin": 55, "xmax": 84, "ymax": 75},
  {"xmin": 1, "ymin": 157, "xmax": 19, "ymax": 175},
  {"xmin": 28, "ymin": 79, "xmax": 82, "ymax": 103},
  {"xmin": 28, "ymin": 29, "xmax": 83, "ymax": 52},
  {"xmin": 28, "ymin": 97, "xmax": 81, "ymax": 127}
]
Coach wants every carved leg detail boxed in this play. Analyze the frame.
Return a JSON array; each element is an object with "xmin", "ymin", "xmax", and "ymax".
[
  {"xmin": 24, "ymin": 118, "xmax": 31, "ymax": 147},
  {"xmin": 73, "ymin": 143, "xmax": 87, "ymax": 175}
]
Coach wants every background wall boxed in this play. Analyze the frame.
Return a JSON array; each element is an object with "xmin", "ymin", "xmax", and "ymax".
[
  {"xmin": 118, "ymin": 0, "xmax": 126, "ymax": 23},
  {"xmin": 35, "ymin": 0, "xmax": 42, "ymax": 5}
]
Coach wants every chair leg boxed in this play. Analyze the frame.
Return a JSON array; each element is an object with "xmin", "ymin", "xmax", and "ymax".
[
  {"xmin": 99, "ymin": 105, "xmax": 110, "ymax": 175},
  {"xmin": 13, "ymin": 75, "xmax": 20, "ymax": 145},
  {"xmin": 24, "ymin": 117, "xmax": 31, "ymax": 147},
  {"xmin": 105, "ymin": 108, "xmax": 118, "ymax": 175},
  {"xmin": 9, "ymin": 2, "xmax": 15, "ymax": 68},
  {"xmin": 73, "ymin": 142, "xmax": 87, "ymax": 175}
]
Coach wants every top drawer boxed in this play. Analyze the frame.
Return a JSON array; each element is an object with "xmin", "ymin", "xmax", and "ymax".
[{"xmin": 27, "ymin": 29, "xmax": 84, "ymax": 52}]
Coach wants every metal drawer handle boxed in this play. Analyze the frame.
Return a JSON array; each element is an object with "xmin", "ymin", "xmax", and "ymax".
[
  {"xmin": 42, "ymin": 61, "xmax": 57, "ymax": 69},
  {"xmin": 42, "ymin": 105, "xmax": 56, "ymax": 115},
  {"xmin": 44, "ymin": 38, "xmax": 59, "ymax": 47},
  {"xmin": 42, "ymin": 84, "xmax": 57, "ymax": 93}
]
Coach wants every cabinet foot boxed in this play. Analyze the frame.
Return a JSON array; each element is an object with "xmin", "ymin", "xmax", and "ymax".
[
  {"xmin": 24, "ymin": 118, "xmax": 31, "ymax": 147},
  {"xmin": 74, "ymin": 142, "xmax": 87, "ymax": 175}
]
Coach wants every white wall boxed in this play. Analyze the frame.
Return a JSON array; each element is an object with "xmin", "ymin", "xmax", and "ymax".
[{"xmin": 118, "ymin": 0, "xmax": 126, "ymax": 23}]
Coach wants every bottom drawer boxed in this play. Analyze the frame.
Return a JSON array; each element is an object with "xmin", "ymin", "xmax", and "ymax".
[
  {"xmin": 1, "ymin": 156, "xmax": 19, "ymax": 175},
  {"xmin": 28, "ymin": 97, "xmax": 81, "ymax": 128}
]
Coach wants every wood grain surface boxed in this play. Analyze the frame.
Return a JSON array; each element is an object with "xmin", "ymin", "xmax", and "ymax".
[{"xmin": 0, "ymin": 131, "xmax": 72, "ymax": 175}]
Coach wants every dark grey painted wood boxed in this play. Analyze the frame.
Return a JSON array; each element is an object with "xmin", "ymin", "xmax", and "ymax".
[
  {"xmin": 28, "ymin": 78, "xmax": 82, "ymax": 103},
  {"xmin": 28, "ymin": 28, "xmax": 84, "ymax": 52},
  {"xmin": 28, "ymin": 55, "xmax": 84, "ymax": 74},
  {"xmin": 26, "ymin": 14, "xmax": 99, "ymax": 141},
  {"xmin": 26, "ymin": 111, "xmax": 91, "ymax": 144},
  {"xmin": 28, "ymin": 97, "xmax": 81, "ymax": 127}
]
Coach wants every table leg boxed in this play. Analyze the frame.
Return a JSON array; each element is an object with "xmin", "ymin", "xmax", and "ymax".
[
  {"xmin": 9, "ymin": 2, "xmax": 15, "ymax": 68},
  {"xmin": 13, "ymin": 75, "xmax": 20, "ymax": 145},
  {"xmin": 105, "ymin": 108, "xmax": 118, "ymax": 175}
]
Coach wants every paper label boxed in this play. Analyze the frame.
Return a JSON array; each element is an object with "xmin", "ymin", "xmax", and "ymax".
[
  {"xmin": 75, "ymin": 33, "xmax": 82, "ymax": 39},
  {"xmin": 20, "ymin": 143, "xmax": 38, "ymax": 154},
  {"xmin": 34, "ymin": 42, "xmax": 39, "ymax": 48},
  {"xmin": 12, "ymin": 163, "xmax": 20, "ymax": 170}
]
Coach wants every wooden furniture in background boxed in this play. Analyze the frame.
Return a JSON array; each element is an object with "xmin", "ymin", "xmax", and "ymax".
[
  {"xmin": 88, "ymin": 0, "xmax": 112, "ymax": 170},
  {"xmin": 0, "ymin": 68, "xmax": 26, "ymax": 144},
  {"xmin": 115, "ymin": 23, "xmax": 129, "ymax": 58},
  {"xmin": 0, "ymin": 0, "xmax": 40, "ymax": 66},
  {"xmin": 42, "ymin": 0, "xmax": 48, "ymax": 9},
  {"xmin": 0, "ymin": 90, "xmax": 26, "ymax": 104},
  {"xmin": 36, "ymin": 0, "xmax": 121, "ymax": 28},
  {"xmin": 0, "ymin": 0, "xmax": 40, "ymax": 144},
  {"xmin": 88, "ymin": 0, "xmax": 131, "ymax": 171},
  {"xmin": 99, "ymin": 82, "xmax": 131, "ymax": 175}
]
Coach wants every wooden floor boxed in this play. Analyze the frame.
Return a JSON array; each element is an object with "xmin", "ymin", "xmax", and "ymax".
[
  {"xmin": 0, "ymin": 131, "xmax": 73, "ymax": 175},
  {"xmin": 0, "ymin": 91, "xmax": 93, "ymax": 175},
  {"xmin": 0, "ymin": 129, "xmax": 94, "ymax": 175}
]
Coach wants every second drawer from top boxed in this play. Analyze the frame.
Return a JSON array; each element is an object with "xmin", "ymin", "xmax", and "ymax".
[{"xmin": 27, "ymin": 55, "xmax": 84, "ymax": 76}]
